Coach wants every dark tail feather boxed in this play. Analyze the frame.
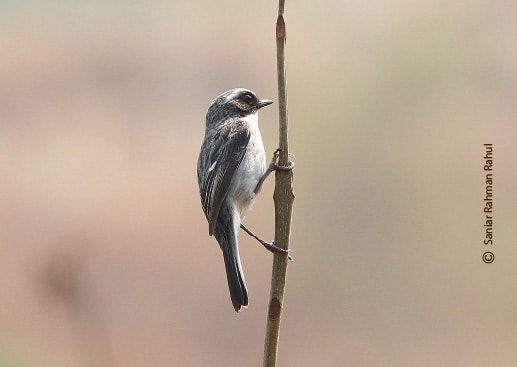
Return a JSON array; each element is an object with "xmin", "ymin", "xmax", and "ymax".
[
  {"xmin": 215, "ymin": 225, "xmax": 248, "ymax": 312},
  {"xmin": 222, "ymin": 243, "xmax": 248, "ymax": 312}
]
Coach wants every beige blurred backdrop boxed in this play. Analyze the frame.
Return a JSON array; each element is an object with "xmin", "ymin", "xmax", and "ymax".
[{"xmin": 1, "ymin": 1, "xmax": 516, "ymax": 366}]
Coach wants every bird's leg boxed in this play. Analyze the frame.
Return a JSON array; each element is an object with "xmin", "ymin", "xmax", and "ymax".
[
  {"xmin": 254, "ymin": 148, "xmax": 295, "ymax": 194},
  {"xmin": 246, "ymin": 148, "xmax": 295, "ymax": 261},
  {"xmin": 240, "ymin": 224, "xmax": 293, "ymax": 261}
]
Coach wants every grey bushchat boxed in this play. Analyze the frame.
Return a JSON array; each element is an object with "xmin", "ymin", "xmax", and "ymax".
[{"xmin": 197, "ymin": 88, "xmax": 289, "ymax": 312}]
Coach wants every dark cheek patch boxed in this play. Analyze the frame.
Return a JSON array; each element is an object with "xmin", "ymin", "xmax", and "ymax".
[{"xmin": 232, "ymin": 100, "xmax": 251, "ymax": 111}]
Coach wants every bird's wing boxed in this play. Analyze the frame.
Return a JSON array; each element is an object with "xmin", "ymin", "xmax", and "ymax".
[{"xmin": 199, "ymin": 120, "xmax": 250, "ymax": 235}]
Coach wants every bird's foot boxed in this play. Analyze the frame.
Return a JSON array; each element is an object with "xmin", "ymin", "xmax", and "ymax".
[
  {"xmin": 254, "ymin": 148, "xmax": 295, "ymax": 194},
  {"xmin": 240, "ymin": 224, "xmax": 293, "ymax": 261}
]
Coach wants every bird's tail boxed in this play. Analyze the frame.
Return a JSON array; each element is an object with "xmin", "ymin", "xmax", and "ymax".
[
  {"xmin": 215, "ymin": 222, "xmax": 248, "ymax": 312},
  {"xmin": 222, "ymin": 241, "xmax": 248, "ymax": 312}
]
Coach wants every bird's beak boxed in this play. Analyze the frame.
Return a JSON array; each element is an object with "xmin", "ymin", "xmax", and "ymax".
[{"xmin": 257, "ymin": 99, "xmax": 274, "ymax": 109}]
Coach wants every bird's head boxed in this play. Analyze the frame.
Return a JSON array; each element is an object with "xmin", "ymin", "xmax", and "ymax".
[{"xmin": 206, "ymin": 88, "xmax": 273, "ymax": 124}]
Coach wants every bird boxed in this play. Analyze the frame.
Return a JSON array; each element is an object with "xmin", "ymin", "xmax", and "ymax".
[{"xmin": 197, "ymin": 88, "xmax": 274, "ymax": 312}]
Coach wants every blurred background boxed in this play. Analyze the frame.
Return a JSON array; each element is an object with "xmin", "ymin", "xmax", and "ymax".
[{"xmin": 1, "ymin": 1, "xmax": 516, "ymax": 366}]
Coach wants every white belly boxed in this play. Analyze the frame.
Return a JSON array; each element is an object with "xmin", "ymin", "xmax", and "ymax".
[{"xmin": 230, "ymin": 127, "xmax": 266, "ymax": 219}]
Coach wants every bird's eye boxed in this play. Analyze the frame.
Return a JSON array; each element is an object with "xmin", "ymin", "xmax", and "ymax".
[{"xmin": 244, "ymin": 93, "xmax": 253, "ymax": 104}]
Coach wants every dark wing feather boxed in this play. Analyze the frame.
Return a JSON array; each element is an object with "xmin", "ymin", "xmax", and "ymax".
[{"xmin": 198, "ymin": 120, "xmax": 250, "ymax": 235}]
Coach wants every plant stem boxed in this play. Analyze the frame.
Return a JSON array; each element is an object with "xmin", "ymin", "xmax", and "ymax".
[{"xmin": 263, "ymin": 2, "xmax": 294, "ymax": 366}]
